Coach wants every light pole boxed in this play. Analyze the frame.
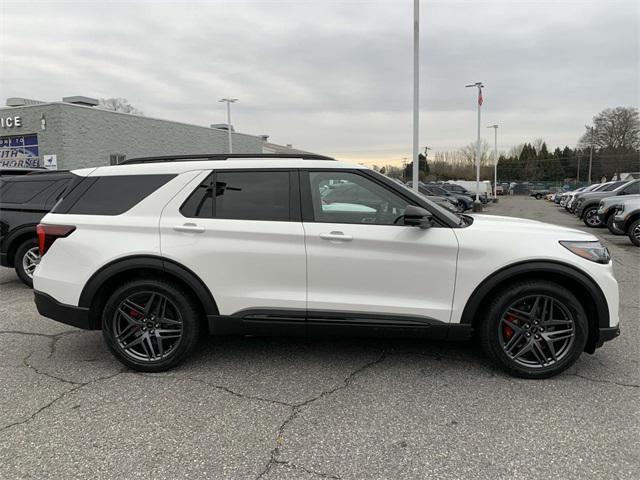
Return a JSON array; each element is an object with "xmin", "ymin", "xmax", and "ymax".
[
  {"xmin": 218, "ymin": 98, "xmax": 238, "ymax": 153},
  {"xmin": 466, "ymin": 82, "xmax": 484, "ymax": 210},
  {"xmin": 411, "ymin": 0, "xmax": 420, "ymax": 193},
  {"xmin": 587, "ymin": 126, "xmax": 594, "ymax": 184},
  {"xmin": 487, "ymin": 124, "xmax": 498, "ymax": 202}
]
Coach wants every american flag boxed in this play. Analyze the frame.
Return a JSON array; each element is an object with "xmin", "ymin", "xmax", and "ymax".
[{"xmin": 478, "ymin": 88, "xmax": 483, "ymax": 106}]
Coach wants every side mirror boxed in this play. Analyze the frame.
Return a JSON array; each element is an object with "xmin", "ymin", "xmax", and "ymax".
[{"xmin": 403, "ymin": 205, "xmax": 433, "ymax": 229}]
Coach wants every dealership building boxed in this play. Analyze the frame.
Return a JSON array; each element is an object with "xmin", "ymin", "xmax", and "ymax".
[{"xmin": 0, "ymin": 96, "xmax": 312, "ymax": 170}]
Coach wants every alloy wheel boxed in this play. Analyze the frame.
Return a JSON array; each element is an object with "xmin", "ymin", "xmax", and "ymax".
[
  {"xmin": 22, "ymin": 247, "xmax": 41, "ymax": 279},
  {"xmin": 112, "ymin": 292, "xmax": 184, "ymax": 362},
  {"xmin": 499, "ymin": 295, "xmax": 576, "ymax": 369},
  {"xmin": 585, "ymin": 209, "xmax": 601, "ymax": 227},
  {"xmin": 633, "ymin": 223, "xmax": 640, "ymax": 242}
]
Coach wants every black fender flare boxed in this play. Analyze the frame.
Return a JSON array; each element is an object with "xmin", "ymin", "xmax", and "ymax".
[
  {"xmin": 460, "ymin": 260, "xmax": 610, "ymax": 329},
  {"xmin": 78, "ymin": 255, "xmax": 219, "ymax": 315}
]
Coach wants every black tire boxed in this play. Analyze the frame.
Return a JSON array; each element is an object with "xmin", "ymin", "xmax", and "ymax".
[
  {"xmin": 535, "ymin": 193, "xmax": 542, "ymax": 199},
  {"xmin": 14, "ymin": 238, "xmax": 40, "ymax": 288},
  {"xmin": 606, "ymin": 214, "xmax": 624, "ymax": 235},
  {"xmin": 582, "ymin": 206, "xmax": 603, "ymax": 228},
  {"xmin": 102, "ymin": 279, "xmax": 202, "ymax": 372},
  {"xmin": 479, "ymin": 281, "xmax": 588, "ymax": 379},
  {"xmin": 628, "ymin": 218, "xmax": 640, "ymax": 247}
]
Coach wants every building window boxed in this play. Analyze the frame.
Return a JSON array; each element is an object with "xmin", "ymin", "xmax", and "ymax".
[
  {"xmin": 110, "ymin": 153, "xmax": 126, "ymax": 165},
  {"xmin": 0, "ymin": 134, "xmax": 40, "ymax": 168}
]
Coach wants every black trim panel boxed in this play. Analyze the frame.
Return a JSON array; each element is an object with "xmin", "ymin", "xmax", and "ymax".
[
  {"xmin": 0, "ymin": 252, "xmax": 8, "ymax": 268},
  {"xmin": 597, "ymin": 326, "xmax": 620, "ymax": 347},
  {"xmin": 34, "ymin": 291, "xmax": 93, "ymax": 330},
  {"xmin": 460, "ymin": 260, "xmax": 610, "ymax": 329}
]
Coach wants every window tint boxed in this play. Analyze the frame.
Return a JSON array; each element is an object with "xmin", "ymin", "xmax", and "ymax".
[
  {"xmin": 65, "ymin": 175, "xmax": 175, "ymax": 215},
  {"xmin": 181, "ymin": 171, "xmax": 290, "ymax": 221},
  {"xmin": 0, "ymin": 180, "xmax": 57, "ymax": 204},
  {"xmin": 309, "ymin": 171, "xmax": 409, "ymax": 225},
  {"xmin": 622, "ymin": 181, "xmax": 639, "ymax": 195}
]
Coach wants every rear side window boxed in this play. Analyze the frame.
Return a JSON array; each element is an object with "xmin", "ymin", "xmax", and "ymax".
[
  {"xmin": 622, "ymin": 181, "xmax": 639, "ymax": 195},
  {"xmin": 56, "ymin": 175, "xmax": 175, "ymax": 215},
  {"xmin": 181, "ymin": 170, "xmax": 290, "ymax": 221},
  {"xmin": 0, "ymin": 180, "xmax": 57, "ymax": 204}
]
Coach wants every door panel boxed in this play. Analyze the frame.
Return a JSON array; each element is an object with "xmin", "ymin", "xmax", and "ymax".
[
  {"xmin": 159, "ymin": 170, "xmax": 307, "ymax": 328},
  {"xmin": 302, "ymin": 170, "xmax": 458, "ymax": 326}
]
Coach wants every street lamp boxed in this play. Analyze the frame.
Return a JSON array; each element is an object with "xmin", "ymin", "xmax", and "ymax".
[
  {"xmin": 218, "ymin": 98, "xmax": 238, "ymax": 153},
  {"xmin": 465, "ymin": 82, "xmax": 484, "ymax": 210},
  {"xmin": 487, "ymin": 124, "xmax": 498, "ymax": 202}
]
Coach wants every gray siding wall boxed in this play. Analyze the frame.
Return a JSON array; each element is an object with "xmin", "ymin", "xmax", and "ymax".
[{"xmin": 1, "ymin": 103, "xmax": 264, "ymax": 170}]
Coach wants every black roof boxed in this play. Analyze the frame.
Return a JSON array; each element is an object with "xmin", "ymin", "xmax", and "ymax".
[{"xmin": 121, "ymin": 153, "xmax": 335, "ymax": 165}]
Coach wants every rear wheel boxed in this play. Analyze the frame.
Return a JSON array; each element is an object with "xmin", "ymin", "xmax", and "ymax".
[
  {"xmin": 102, "ymin": 279, "xmax": 201, "ymax": 372},
  {"xmin": 606, "ymin": 214, "xmax": 624, "ymax": 235},
  {"xmin": 628, "ymin": 219, "xmax": 640, "ymax": 247},
  {"xmin": 582, "ymin": 206, "xmax": 603, "ymax": 227},
  {"xmin": 480, "ymin": 281, "xmax": 588, "ymax": 379},
  {"xmin": 14, "ymin": 238, "xmax": 40, "ymax": 288}
]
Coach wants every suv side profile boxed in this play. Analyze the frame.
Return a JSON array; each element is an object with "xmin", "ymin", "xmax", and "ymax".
[
  {"xmin": 575, "ymin": 180, "xmax": 640, "ymax": 228},
  {"xmin": 0, "ymin": 170, "xmax": 73, "ymax": 286},
  {"xmin": 33, "ymin": 154, "xmax": 620, "ymax": 378}
]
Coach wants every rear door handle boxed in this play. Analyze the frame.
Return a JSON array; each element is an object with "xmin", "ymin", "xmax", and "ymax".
[
  {"xmin": 320, "ymin": 231, "xmax": 353, "ymax": 242},
  {"xmin": 173, "ymin": 223, "xmax": 205, "ymax": 233}
]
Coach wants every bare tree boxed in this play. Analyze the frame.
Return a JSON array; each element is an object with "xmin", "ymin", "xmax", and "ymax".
[
  {"xmin": 98, "ymin": 98, "xmax": 144, "ymax": 115},
  {"xmin": 459, "ymin": 140, "xmax": 492, "ymax": 166},
  {"xmin": 579, "ymin": 107, "xmax": 640, "ymax": 151}
]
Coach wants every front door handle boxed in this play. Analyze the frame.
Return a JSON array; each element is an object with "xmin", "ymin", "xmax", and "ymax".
[
  {"xmin": 173, "ymin": 223, "xmax": 205, "ymax": 233},
  {"xmin": 320, "ymin": 231, "xmax": 353, "ymax": 242}
]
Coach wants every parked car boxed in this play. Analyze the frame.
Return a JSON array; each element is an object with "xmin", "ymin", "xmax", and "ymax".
[
  {"xmin": 405, "ymin": 182, "xmax": 464, "ymax": 212},
  {"xmin": 530, "ymin": 189, "xmax": 552, "ymax": 200},
  {"xmin": 0, "ymin": 170, "xmax": 73, "ymax": 286},
  {"xmin": 612, "ymin": 197, "xmax": 640, "ymax": 247},
  {"xmin": 574, "ymin": 180, "xmax": 640, "ymax": 227},
  {"xmin": 495, "ymin": 185, "xmax": 504, "ymax": 196},
  {"xmin": 442, "ymin": 182, "xmax": 489, "ymax": 204},
  {"xmin": 566, "ymin": 183, "xmax": 604, "ymax": 212},
  {"xmin": 425, "ymin": 183, "xmax": 474, "ymax": 211},
  {"xmin": 0, "ymin": 167, "xmax": 46, "ymax": 177},
  {"xmin": 33, "ymin": 153, "xmax": 619, "ymax": 379},
  {"xmin": 597, "ymin": 194, "xmax": 640, "ymax": 234}
]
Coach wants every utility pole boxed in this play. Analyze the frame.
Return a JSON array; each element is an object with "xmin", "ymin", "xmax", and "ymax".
[
  {"xmin": 487, "ymin": 125, "xmax": 498, "ymax": 202},
  {"xmin": 588, "ymin": 126, "xmax": 594, "ymax": 184},
  {"xmin": 466, "ymin": 82, "xmax": 484, "ymax": 210},
  {"xmin": 423, "ymin": 146, "xmax": 431, "ymax": 177},
  {"xmin": 218, "ymin": 98, "xmax": 238, "ymax": 153},
  {"xmin": 411, "ymin": 0, "xmax": 420, "ymax": 193}
]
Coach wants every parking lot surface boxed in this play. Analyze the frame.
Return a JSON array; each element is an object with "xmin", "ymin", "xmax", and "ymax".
[{"xmin": 1, "ymin": 196, "xmax": 638, "ymax": 480}]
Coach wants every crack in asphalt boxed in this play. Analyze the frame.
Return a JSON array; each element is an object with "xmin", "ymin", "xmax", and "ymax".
[
  {"xmin": 568, "ymin": 372, "xmax": 639, "ymax": 388},
  {"xmin": 0, "ymin": 369, "xmax": 125, "ymax": 433},
  {"xmin": 255, "ymin": 351, "xmax": 388, "ymax": 480}
]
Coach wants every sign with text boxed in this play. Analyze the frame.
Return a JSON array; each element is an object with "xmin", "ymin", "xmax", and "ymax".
[
  {"xmin": 43, "ymin": 154, "xmax": 58, "ymax": 170},
  {"xmin": 0, "ymin": 134, "xmax": 40, "ymax": 167}
]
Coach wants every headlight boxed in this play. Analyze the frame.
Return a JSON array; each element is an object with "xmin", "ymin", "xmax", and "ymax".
[{"xmin": 560, "ymin": 241, "xmax": 611, "ymax": 264}]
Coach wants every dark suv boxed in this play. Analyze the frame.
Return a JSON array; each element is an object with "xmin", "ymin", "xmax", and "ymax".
[{"xmin": 0, "ymin": 171, "xmax": 73, "ymax": 286}]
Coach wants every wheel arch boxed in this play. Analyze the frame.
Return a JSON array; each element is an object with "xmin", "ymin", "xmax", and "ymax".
[
  {"xmin": 460, "ymin": 260, "xmax": 609, "ymax": 353},
  {"xmin": 623, "ymin": 210, "xmax": 640, "ymax": 231},
  {"xmin": 78, "ymin": 255, "xmax": 219, "ymax": 329},
  {"xmin": 5, "ymin": 225, "xmax": 38, "ymax": 268}
]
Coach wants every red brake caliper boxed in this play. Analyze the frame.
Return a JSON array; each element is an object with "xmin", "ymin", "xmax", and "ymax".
[{"xmin": 503, "ymin": 314, "xmax": 517, "ymax": 340}]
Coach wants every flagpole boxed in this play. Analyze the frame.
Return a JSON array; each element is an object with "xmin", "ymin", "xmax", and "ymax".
[{"xmin": 466, "ymin": 82, "xmax": 484, "ymax": 211}]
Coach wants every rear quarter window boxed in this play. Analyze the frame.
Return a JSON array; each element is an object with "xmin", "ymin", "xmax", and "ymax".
[{"xmin": 54, "ymin": 174, "xmax": 176, "ymax": 215}]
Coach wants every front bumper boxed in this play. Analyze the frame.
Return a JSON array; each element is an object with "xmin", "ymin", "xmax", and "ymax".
[
  {"xmin": 34, "ymin": 290, "xmax": 94, "ymax": 330},
  {"xmin": 596, "ymin": 326, "xmax": 621, "ymax": 348}
]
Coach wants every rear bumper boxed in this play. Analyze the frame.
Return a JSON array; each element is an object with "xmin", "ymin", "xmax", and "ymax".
[{"xmin": 34, "ymin": 290, "xmax": 94, "ymax": 330}]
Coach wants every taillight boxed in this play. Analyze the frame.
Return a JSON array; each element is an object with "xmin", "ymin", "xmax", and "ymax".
[{"xmin": 36, "ymin": 224, "xmax": 76, "ymax": 256}]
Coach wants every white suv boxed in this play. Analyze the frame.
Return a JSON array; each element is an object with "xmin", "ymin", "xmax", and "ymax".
[{"xmin": 33, "ymin": 154, "xmax": 620, "ymax": 378}]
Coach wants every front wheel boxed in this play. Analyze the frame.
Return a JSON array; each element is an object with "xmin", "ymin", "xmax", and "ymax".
[
  {"xmin": 606, "ymin": 214, "xmax": 624, "ymax": 235},
  {"xmin": 582, "ymin": 206, "xmax": 603, "ymax": 227},
  {"xmin": 479, "ymin": 281, "xmax": 588, "ymax": 379},
  {"xmin": 102, "ymin": 279, "xmax": 202, "ymax": 372},
  {"xmin": 14, "ymin": 238, "xmax": 40, "ymax": 288},
  {"xmin": 628, "ymin": 219, "xmax": 640, "ymax": 247}
]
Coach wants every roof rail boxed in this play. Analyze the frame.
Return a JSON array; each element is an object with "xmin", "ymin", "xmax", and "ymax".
[{"xmin": 120, "ymin": 153, "xmax": 335, "ymax": 165}]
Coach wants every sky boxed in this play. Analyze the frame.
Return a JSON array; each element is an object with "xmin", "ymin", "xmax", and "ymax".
[{"xmin": 1, "ymin": 0, "xmax": 638, "ymax": 166}]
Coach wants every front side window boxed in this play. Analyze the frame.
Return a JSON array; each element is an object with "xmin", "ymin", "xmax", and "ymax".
[
  {"xmin": 308, "ymin": 171, "xmax": 409, "ymax": 225},
  {"xmin": 181, "ymin": 170, "xmax": 291, "ymax": 221}
]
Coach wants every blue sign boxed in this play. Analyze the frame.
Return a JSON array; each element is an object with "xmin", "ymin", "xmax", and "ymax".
[{"xmin": 0, "ymin": 134, "xmax": 40, "ymax": 167}]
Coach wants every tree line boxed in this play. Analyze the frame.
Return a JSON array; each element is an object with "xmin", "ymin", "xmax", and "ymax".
[{"xmin": 374, "ymin": 107, "xmax": 639, "ymax": 184}]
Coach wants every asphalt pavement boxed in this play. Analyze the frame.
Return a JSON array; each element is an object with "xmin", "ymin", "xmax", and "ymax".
[{"xmin": 0, "ymin": 195, "xmax": 638, "ymax": 479}]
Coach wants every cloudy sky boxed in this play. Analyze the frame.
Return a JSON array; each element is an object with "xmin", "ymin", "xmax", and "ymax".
[{"xmin": 1, "ymin": 0, "xmax": 638, "ymax": 165}]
